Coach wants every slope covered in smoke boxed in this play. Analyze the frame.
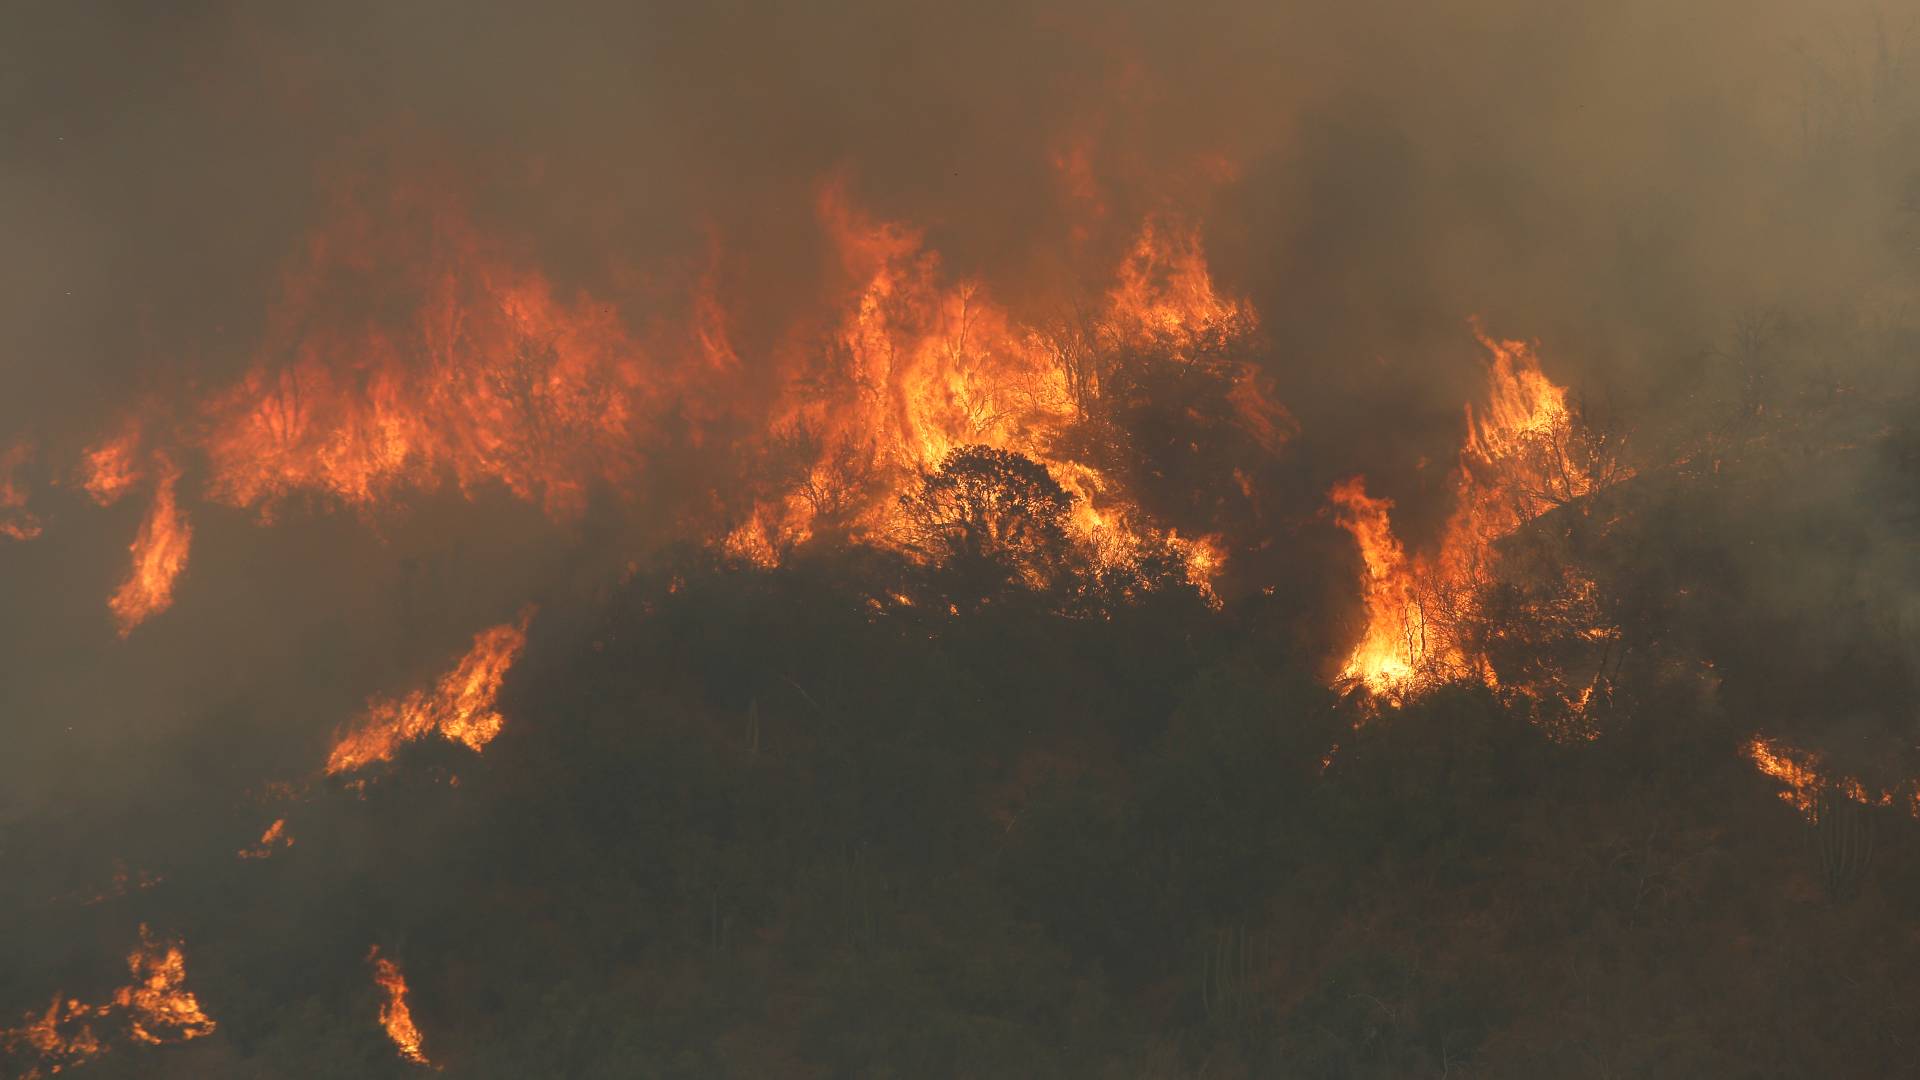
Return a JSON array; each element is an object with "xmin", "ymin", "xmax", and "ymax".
[{"xmin": 6, "ymin": 0, "xmax": 1920, "ymax": 1075}]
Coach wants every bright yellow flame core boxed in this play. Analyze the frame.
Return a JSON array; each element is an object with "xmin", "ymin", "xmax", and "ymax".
[
  {"xmin": 369, "ymin": 947, "xmax": 431, "ymax": 1066},
  {"xmin": 1331, "ymin": 326, "xmax": 1620, "ymax": 697},
  {"xmin": 725, "ymin": 184, "xmax": 1272, "ymax": 594},
  {"xmin": 325, "ymin": 609, "xmax": 534, "ymax": 775}
]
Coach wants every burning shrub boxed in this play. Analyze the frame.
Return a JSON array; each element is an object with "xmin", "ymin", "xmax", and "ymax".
[{"xmin": 896, "ymin": 445, "xmax": 1076, "ymax": 603}]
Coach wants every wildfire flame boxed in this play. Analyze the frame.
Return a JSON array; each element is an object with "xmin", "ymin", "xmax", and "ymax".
[
  {"xmin": 114, "ymin": 927, "xmax": 218, "ymax": 1047},
  {"xmin": 1, "ymin": 437, "xmax": 42, "ymax": 541},
  {"xmin": 237, "ymin": 818, "xmax": 294, "ymax": 860},
  {"xmin": 81, "ymin": 421, "xmax": 144, "ymax": 507},
  {"xmin": 3, "ymin": 997, "xmax": 108, "ymax": 1079},
  {"xmin": 107, "ymin": 455, "xmax": 192, "ymax": 637},
  {"xmin": 325, "ymin": 608, "xmax": 534, "ymax": 775},
  {"xmin": 19, "ymin": 174, "xmax": 1286, "ymax": 633},
  {"xmin": 1327, "ymin": 478, "xmax": 1438, "ymax": 690},
  {"xmin": 1331, "ymin": 325, "xmax": 1619, "ymax": 696},
  {"xmin": 2, "ymin": 925, "xmax": 215, "ymax": 1078},
  {"xmin": 195, "ymin": 190, "xmax": 668, "ymax": 523},
  {"xmin": 1107, "ymin": 218, "xmax": 1253, "ymax": 341},
  {"xmin": 726, "ymin": 184, "xmax": 1269, "ymax": 590},
  {"xmin": 368, "ymin": 947, "xmax": 430, "ymax": 1066},
  {"xmin": 1742, "ymin": 736, "xmax": 1918, "ymax": 822},
  {"xmin": 1744, "ymin": 737, "xmax": 1826, "ymax": 817}
]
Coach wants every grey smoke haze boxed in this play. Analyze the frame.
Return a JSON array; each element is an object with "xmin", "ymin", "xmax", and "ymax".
[{"xmin": 1, "ymin": 0, "xmax": 1916, "ymax": 856}]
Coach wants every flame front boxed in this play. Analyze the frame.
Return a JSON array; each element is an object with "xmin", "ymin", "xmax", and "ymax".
[
  {"xmin": 114, "ymin": 926, "xmax": 218, "ymax": 1047},
  {"xmin": 1744, "ymin": 737, "xmax": 1825, "ymax": 817},
  {"xmin": 2, "ymin": 925, "xmax": 214, "ymax": 1078},
  {"xmin": 24, "ymin": 176, "xmax": 1287, "ymax": 631},
  {"xmin": 1327, "ymin": 478, "xmax": 1435, "ymax": 689},
  {"xmin": 195, "ymin": 191, "xmax": 666, "ymax": 523},
  {"xmin": 1742, "ymin": 736, "xmax": 1916, "ymax": 822},
  {"xmin": 107, "ymin": 456, "xmax": 192, "ymax": 637},
  {"xmin": 727, "ymin": 184, "xmax": 1271, "ymax": 590},
  {"xmin": 1331, "ymin": 325, "xmax": 1620, "ymax": 697},
  {"xmin": 368, "ymin": 947, "xmax": 430, "ymax": 1066},
  {"xmin": 325, "ymin": 609, "xmax": 534, "ymax": 775},
  {"xmin": 81, "ymin": 421, "xmax": 144, "ymax": 507}
]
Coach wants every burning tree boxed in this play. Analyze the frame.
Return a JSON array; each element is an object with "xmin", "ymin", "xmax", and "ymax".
[
  {"xmin": 896, "ymin": 445, "xmax": 1076, "ymax": 603},
  {"xmin": 1329, "ymin": 327, "xmax": 1631, "ymax": 724}
]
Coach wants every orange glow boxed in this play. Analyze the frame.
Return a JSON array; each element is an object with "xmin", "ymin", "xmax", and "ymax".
[
  {"xmin": 50, "ymin": 862, "xmax": 166, "ymax": 909},
  {"xmin": 325, "ymin": 609, "xmax": 534, "ymax": 775},
  {"xmin": 728, "ymin": 186, "xmax": 1269, "ymax": 593},
  {"xmin": 114, "ymin": 926, "xmax": 218, "ymax": 1046},
  {"xmin": 31, "ymin": 179, "xmax": 1281, "ymax": 630},
  {"xmin": 194, "ymin": 190, "xmax": 667, "ymax": 525},
  {"xmin": 107, "ymin": 455, "xmax": 192, "ymax": 637},
  {"xmin": 0, "ymin": 437, "xmax": 42, "ymax": 541},
  {"xmin": 3, "ymin": 996, "xmax": 108, "ymax": 1078},
  {"xmin": 1745, "ymin": 737, "xmax": 1825, "ymax": 816},
  {"xmin": 237, "ymin": 818, "xmax": 294, "ymax": 860},
  {"xmin": 1328, "ymin": 478, "xmax": 1445, "ymax": 690},
  {"xmin": 368, "ymin": 947, "xmax": 430, "ymax": 1066},
  {"xmin": 2, "ymin": 926, "xmax": 214, "ymax": 1078},
  {"xmin": 1742, "ymin": 736, "xmax": 1910, "ymax": 821},
  {"xmin": 7, "ymin": 168, "xmax": 1298, "ymax": 648},
  {"xmin": 1106, "ymin": 219, "xmax": 1252, "ymax": 343},
  {"xmin": 1331, "ymin": 325, "xmax": 1618, "ymax": 696},
  {"xmin": 81, "ymin": 421, "xmax": 144, "ymax": 506}
]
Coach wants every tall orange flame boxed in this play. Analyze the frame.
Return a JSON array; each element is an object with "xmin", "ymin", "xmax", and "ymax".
[
  {"xmin": 1327, "ymin": 478, "xmax": 1443, "ymax": 689},
  {"xmin": 325, "ymin": 608, "xmax": 534, "ymax": 775},
  {"xmin": 368, "ymin": 947, "xmax": 430, "ymax": 1066},
  {"xmin": 1742, "ymin": 736, "xmax": 1919, "ymax": 821},
  {"xmin": 44, "ymin": 179, "xmax": 1284, "ymax": 632},
  {"xmin": 1332, "ymin": 326, "xmax": 1617, "ymax": 696},
  {"xmin": 727, "ymin": 186, "xmax": 1269, "ymax": 590},
  {"xmin": 108, "ymin": 456, "xmax": 192, "ymax": 637}
]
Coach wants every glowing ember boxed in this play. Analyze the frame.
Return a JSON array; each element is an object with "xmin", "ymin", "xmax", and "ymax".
[
  {"xmin": 368, "ymin": 947, "xmax": 430, "ymax": 1066},
  {"xmin": 107, "ymin": 455, "xmax": 192, "ymax": 637},
  {"xmin": 73, "ymin": 863, "xmax": 165, "ymax": 907},
  {"xmin": 325, "ymin": 609, "xmax": 534, "ymax": 775},
  {"xmin": 1744, "ymin": 737, "xmax": 1824, "ymax": 817},
  {"xmin": 2, "ymin": 925, "xmax": 214, "ymax": 1078},
  {"xmin": 237, "ymin": 818, "xmax": 294, "ymax": 860},
  {"xmin": 0, "ymin": 437, "xmax": 42, "ymax": 541}
]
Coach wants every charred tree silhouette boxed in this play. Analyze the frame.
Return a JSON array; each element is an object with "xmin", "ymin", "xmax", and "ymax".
[{"xmin": 897, "ymin": 445, "xmax": 1074, "ymax": 604}]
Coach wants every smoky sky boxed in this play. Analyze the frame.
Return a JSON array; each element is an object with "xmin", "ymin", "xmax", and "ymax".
[{"xmin": 2, "ymin": 0, "xmax": 1916, "ymax": 823}]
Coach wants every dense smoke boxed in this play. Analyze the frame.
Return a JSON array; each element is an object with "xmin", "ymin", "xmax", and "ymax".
[{"xmin": 3, "ymin": 0, "xmax": 1919, "ymax": 1073}]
